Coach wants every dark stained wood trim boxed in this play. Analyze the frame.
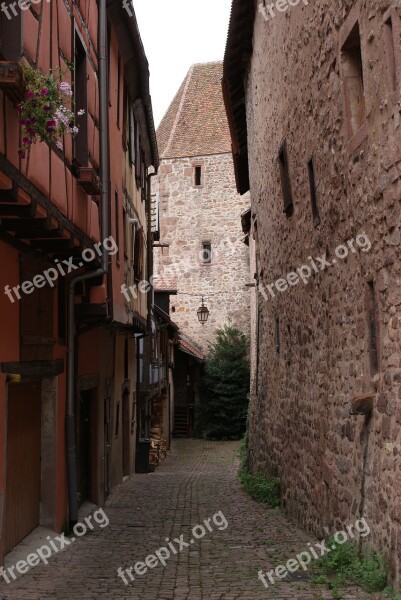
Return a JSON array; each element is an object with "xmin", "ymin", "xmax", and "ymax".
[
  {"xmin": 1, "ymin": 360, "xmax": 64, "ymax": 377},
  {"xmin": 78, "ymin": 374, "xmax": 100, "ymax": 391},
  {"xmin": 0, "ymin": 153, "xmax": 93, "ymax": 249}
]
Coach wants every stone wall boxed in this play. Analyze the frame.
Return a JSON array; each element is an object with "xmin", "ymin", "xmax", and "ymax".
[
  {"xmin": 246, "ymin": 0, "xmax": 401, "ymax": 585},
  {"xmin": 153, "ymin": 153, "xmax": 251, "ymax": 352}
]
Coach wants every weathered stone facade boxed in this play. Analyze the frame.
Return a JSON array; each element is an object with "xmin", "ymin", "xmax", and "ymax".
[
  {"xmin": 154, "ymin": 63, "xmax": 251, "ymax": 352},
  {"xmin": 224, "ymin": 0, "xmax": 401, "ymax": 587}
]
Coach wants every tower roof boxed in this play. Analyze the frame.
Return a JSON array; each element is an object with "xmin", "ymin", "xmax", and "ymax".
[{"xmin": 157, "ymin": 62, "xmax": 232, "ymax": 159}]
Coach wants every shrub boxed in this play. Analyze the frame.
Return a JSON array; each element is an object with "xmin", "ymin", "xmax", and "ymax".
[
  {"xmin": 199, "ymin": 325, "xmax": 250, "ymax": 440},
  {"xmin": 314, "ymin": 539, "xmax": 388, "ymax": 594}
]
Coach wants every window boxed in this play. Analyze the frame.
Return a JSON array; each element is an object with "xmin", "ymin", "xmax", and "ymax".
[
  {"xmin": 366, "ymin": 281, "xmax": 379, "ymax": 375},
  {"xmin": 275, "ymin": 314, "xmax": 280, "ymax": 356},
  {"xmin": 122, "ymin": 83, "xmax": 128, "ymax": 150},
  {"xmin": 114, "ymin": 190, "xmax": 120, "ymax": 265},
  {"xmin": 74, "ymin": 32, "xmax": 88, "ymax": 166},
  {"xmin": 278, "ymin": 141, "xmax": 293, "ymax": 214},
  {"xmin": 0, "ymin": 4, "xmax": 22, "ymax": 60},
  {"xmin": 107, "ymin": 20, "xmax": 111, "ymax": 101},
  {"xmin": 341, "ymin": 23, "xmax": 365, "ymax": 137},
  {"xmin": 384, "ymin": 15, "xmax": 398, "ymax": 93},
  {"xmin": 141, "ymin": 152, "xmax": 146, "ymax": 200},
  {"xmin": 129, "ymin": 105, "xmax": 136, "ymax": 165},
  {"xmin": 202, "ymin": 243, "xmax": 212, "ymax": 264},
  {"xmin": 133, "ymin": 227, "xmax": 144, "ymax": 282},
  {"xmin": 115, "ymin": 402, "xmax": 120, "ymax": 437},
  {"xmin": 117, "ymin": 53, "xmax": 121, "ymax": 127},
  {"xmin": 135, "ymin": 130, "xmax": 141, "ymax": 183},
  {"xmin": 307, "ymin": 158, "xmax": 320, "ymax": 226},
  {"xmin": 123, "ymin": 208, "xmax": 128, "ymax": 259},
  {"xmin": 194, "ymin": 166, "xmax": 202, "ymax": 186}
]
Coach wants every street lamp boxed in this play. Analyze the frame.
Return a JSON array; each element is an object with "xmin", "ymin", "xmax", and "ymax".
[{"xmin": 197, "ymin": 297, "xmax": 209, "ymax": 325}]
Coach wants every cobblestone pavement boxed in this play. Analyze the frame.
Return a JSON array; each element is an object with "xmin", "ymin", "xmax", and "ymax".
[{"xmin": 0, "ymin": 440, "xmax": 381, "ymax": 600}]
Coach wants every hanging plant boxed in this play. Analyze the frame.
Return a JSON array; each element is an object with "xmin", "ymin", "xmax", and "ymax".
[{"xmin": 15, "ymin": 64, "xmax": 85, "ymax": 159}]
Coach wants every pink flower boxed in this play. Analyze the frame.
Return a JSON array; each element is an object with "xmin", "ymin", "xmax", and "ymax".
[
  {"xmin": 19, "ymin": 119, "xmax": 27, "ymax": 126},
  {"xmin": 28, "ymin": 117, "xmax": 36, "ymax": 125},
  {"xmin": 26, "ymin": 91, "xmax": 35, "ymax": 99},
  {"xmin": 56, "ymin": 139, "xmax": 63, "ymax": 151},
  {"xmin": 23, "ymin": 137, "xmax": 32, "ymax": 145},
  {"xmin": 18, "ymin": 150, "xmax": 26, "ymax": 159},
  {"xmin": 27, "ymin": 128, "xmax": 36, "ymax": 136},
  {"xmin": 46, "ymin": 119, "xmax": 56, "ymax": 127},
  {"xmin": 40, "ymin": 88, "xmax": 48, "ymax": 96},
  {"xmin": 16, "ymin": 104, "xmax": 23, "ymax": 112},
  {"xmin": 59, "ymin": 81, "xmax": 73, "ymax": 96},
  {"xmin": 44, "ymin": 105, "xmax": 52, "ymax": 111}
]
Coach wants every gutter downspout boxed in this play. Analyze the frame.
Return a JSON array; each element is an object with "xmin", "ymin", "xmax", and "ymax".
[
  {"xmin": 66, "ymin": 0, "xmax": 110, "ymax": 527},
  {"xmin": 146, "ymin": 172, "xmax": 157, "ymax": 437}
]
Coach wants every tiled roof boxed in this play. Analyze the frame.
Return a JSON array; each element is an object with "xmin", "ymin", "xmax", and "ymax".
[
  {"xmin": 154, "ymin": 276, "xmax": 178, "ymax": 291},
  {"xmin": 157, "ymin": 62, "xmax": 232, "ymax": 159},
  {"xmin": 178, "ymin": 334, "xmax": 205, "ymax": 362}
]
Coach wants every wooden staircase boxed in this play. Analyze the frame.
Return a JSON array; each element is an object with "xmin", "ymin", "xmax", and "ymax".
[{"xmin": 173, "ymin": 407, "xmax": 188, "ymax": 438}]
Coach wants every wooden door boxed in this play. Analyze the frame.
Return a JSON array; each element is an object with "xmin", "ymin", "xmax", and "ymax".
[
  {"xmin": 5, "ymin": 382, "xmax": 41, "ymax": 553},
  {"xmin": 122, "ymin": 392, "xmax": 130, "ymax": 477}
]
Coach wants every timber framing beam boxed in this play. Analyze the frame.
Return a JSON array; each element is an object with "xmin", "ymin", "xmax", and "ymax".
[{"xmin": 1, "ymin": 360, "xmax": 64, "ymax": 377}]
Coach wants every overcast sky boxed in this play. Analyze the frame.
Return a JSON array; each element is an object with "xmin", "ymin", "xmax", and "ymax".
[{"xmin": 132, "ymin": 0, "xmax": 232, "ymax": 128}]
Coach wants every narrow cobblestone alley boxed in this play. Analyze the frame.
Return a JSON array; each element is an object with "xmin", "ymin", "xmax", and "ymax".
[{"xmin": 0, "ymin": 441, "xmax": 377, "ymax": 600}]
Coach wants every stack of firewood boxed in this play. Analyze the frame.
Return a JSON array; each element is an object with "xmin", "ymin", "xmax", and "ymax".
[{"xmin": 149, "ymin": 427, "xmax": 168, "ymax": 467}]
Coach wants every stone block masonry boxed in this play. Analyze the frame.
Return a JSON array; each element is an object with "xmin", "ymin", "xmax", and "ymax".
[
  {"xmin": 154, "ymin": 152, "xmax": 251, "ymax": 352},
  {"xmin": 225, "ymin": 0, "xmax": 401, "ymax": 589}
]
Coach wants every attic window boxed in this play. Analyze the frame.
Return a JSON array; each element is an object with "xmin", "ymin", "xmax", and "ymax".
[
  {"xmin": 194, "ymin": 166, "xmax": 202, "ymax": 186},
  {"xmin": 278, "ymin": 141, "xmax": 293, "ymax": 215},
  {"xmin": 307, "ymin": 157, "xmax": 320, "ymax": 226},
  {"xmin": 201, "ymin": 243, "xmax": 212, "ymax": 264}
]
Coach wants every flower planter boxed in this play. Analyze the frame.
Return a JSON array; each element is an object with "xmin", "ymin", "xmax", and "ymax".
[
  {"xmin": 77, "ymin": 167, "xmax": 102, "ymax": 195},
  {"xmin": 15, "ymin": 64, "xmax": 83, "ymax": 159},
  {"xmin": 0, "ymin": 62, "xmax": 24, "ymax": 103}
]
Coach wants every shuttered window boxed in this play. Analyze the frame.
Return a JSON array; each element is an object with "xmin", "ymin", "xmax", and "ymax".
[{"xmin": 278, "ymin": 141, "xmax": 293, "ymax": 214}]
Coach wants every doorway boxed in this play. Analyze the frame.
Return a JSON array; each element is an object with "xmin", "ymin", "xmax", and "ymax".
[{"xmin": 5, "ymin": 382, "xmax": 41, "ymax": 553}]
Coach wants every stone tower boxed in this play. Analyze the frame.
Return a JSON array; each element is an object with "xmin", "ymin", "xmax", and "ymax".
[{"xmin": 153, "ymin": 62, "xmax": 250, "ymax": 352}]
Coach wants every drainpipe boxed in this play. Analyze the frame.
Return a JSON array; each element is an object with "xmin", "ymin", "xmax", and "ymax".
[
  {"xmin": 66, "ymin": 0, "xmax": 109, "ymax": 527},
  {"xmin": 147, "ymin": 172, "xmax": 156, "ymax": 332},
  {"xmin": 146, "ymin": 172, "xmax": 156, "ymax": 436}
]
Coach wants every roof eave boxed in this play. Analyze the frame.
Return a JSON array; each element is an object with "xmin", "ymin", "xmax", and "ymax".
[
  {"xmin": 107, "ymin": 0, "xmax": 159, "ymax": 172},
  {"xmin": 222, "ymin": 0, "xmax": 255, "ymax": 195}
]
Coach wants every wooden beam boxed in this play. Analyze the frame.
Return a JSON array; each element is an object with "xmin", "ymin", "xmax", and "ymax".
[
  {"xmin": 0, "ymin": 183, "xmax": 18, "ymax": 203},
  {"xmin": 0, "ymin": 218, "xmax": 50, "ymax": 231},
  {"xmin": 0, "ymin": 204, "xmax": 34, "ymax": 217},
  {"xmin": 1, "ymin": 359, "xmax": 64, "ymax": 377},
  {"xmin": 0, "ymin": 155, "xmax": 94, "ymax": 249}
]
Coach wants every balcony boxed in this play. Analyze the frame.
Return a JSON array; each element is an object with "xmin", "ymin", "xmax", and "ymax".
[{"xmin": 77, "ymin": 167, "xmax": 102, "ymax": 196}]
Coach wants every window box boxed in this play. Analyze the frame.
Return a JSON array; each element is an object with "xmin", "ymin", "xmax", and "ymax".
[
  {"xmin": 77, "ymin": 167, "xmax": 102, "ymax": 195},
  {"xmin": 0, "ymin": 61, "xmax": 24, "ymax": 103}
]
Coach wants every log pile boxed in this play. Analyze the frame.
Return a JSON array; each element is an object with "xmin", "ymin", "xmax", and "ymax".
[{"xmin": 149, "ymin": 427, "xmax": 168, "ymax": 467}]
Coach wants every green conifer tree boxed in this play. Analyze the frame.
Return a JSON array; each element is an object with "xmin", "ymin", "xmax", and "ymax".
[{"xmin": 199, "ymin": 325, "xmax": 250, "ymax": 440}]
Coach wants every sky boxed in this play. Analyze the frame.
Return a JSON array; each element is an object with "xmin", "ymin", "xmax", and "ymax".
[{"xmin": 132, "ymin": 0, "xmax": 233, "ymax": 128}]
